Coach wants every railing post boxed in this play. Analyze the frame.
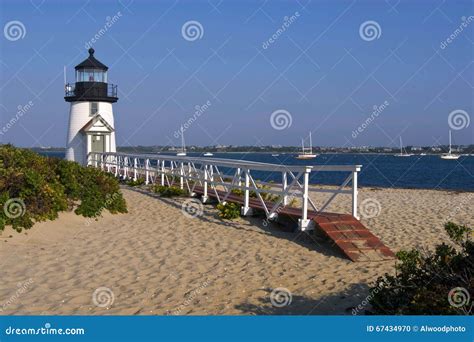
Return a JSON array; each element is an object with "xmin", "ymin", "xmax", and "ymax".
[
  {"xmin": 241, "ymin": 169, "xmax": 253, "ymax": 216},
  {"xmin": 115, "ymin": 156, "xmax": 119, "ymax": 177},
  {"xmin": 161, "ymin": 160, "xmax": 165, "ymax": 186},
  {"xmin": 145, "ymin": 158, "xmax": 149, "ymax": 185},
  {"xmin": 298, "ymin": 167, "xmax": 314, "ymax": 231},
  {"xmin": 282, "ymin": 171, "xmax": 288, "ymax": 206},
  {"xmin": 180, "ymin": 162, "xmax": 184, "ymax": 190},
  {"xmin": 352, "ymin": 169, "xmax": 359, "ymax": 219},
  {"xmin": 107, "ymin": 155, "xmax": 111, "ymax": 173},
  {"xmin": 133, "ymin": 157, "xmax": 138, "ymax": 181},
  {"xmin": 124, "ymin": 157, "xmax": 129, "ymax": 180},
  {"xmin": 237, "ymin": 168, "xmax": 242, "ymax": 187},
  {"xmin": 202, "ymin": 164, "xmax": 208, "ymax": 203}
]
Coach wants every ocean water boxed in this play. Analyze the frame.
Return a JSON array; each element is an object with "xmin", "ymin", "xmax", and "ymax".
[{"xmin": 39, "ymin": 151, "xmax": 474, "ymax": 191}]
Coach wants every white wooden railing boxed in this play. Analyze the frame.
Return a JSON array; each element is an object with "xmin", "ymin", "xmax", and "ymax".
[{"xmin": 88, "ymin": 152, "xmax": 362, "ymax": 231}]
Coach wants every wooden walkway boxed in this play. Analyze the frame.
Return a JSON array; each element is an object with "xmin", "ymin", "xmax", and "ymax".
[{"xmin": 192, "ymin": 186, "xmax": 395, "ymax": 262}]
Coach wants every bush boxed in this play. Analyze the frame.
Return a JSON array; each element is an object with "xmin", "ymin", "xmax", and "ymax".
[
  {"xmin": 369, "ymin": 222, "xmax": 473, "ymax": 315},
  {"xmin": 216, "ymin": 202, "xmax": 240, "ymax": 220},
  {"xmin": 152, "ymin": 185, "xmax": 186, "ymax": 197},
  {"xmin": 0, "ymin": 145, "xmax": 127, "ymax": 232},
  {"xmin": 125, "ymin": 178, "xmax": 145, "ymax": 187},
  {"xmin": 231, "ymin": 188, "xmax": 244, "ymax": 197}
]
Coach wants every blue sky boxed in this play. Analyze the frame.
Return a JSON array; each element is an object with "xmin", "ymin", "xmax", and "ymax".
[{"xmin": 0, "ymin": 0, "xmax": 473, "ymax": 148}]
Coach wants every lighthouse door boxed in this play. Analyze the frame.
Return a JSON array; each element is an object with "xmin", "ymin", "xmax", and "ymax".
[{"xmin": 91, "ymin": 135, "xmax": 105, "ymax": 153}]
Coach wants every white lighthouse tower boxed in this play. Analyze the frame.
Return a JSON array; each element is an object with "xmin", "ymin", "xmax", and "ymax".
[{"xmin": 65, "ymin": 48, "xmax": 118, "ymax": 165}]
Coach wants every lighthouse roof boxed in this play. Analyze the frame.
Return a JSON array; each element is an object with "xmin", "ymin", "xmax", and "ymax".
[
  {"xmin": 80, "ymin": 114, "xmax": 114, "ymax": 133},
  {"xmin": 75, "ymin": 48, "xmax": 108, "ymax": 71}
]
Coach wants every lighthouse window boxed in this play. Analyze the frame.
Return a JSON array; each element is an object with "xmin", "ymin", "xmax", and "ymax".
[
  {"xmin": 77, "ymin": 69, "xmax": 106, "ymax": 82},
  {"xmin": 90, "ymin": 102, "xmax": 98, "ymax": 116}
]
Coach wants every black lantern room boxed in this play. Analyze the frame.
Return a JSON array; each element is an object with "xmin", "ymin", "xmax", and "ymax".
[{"xmin": 64, "ymin": 48, "xmax": 118, "ymax": 103}]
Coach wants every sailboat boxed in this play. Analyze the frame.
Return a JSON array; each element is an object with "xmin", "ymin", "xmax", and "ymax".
[
  {"xmin": 394, "ymin": 136, "xmax": 413, "ymax": 157},
  {"xmin": 295, "ymin": 132, "xmax": 317, "ymax": 159},
  {"xmin": 440, "ymin": 130, "xmax": 460, "ymax": 160},
  {"xmin": 176, "ymin": 130, "xmax": 187, "ymax": 156},
  {"xmin": 203, "ymin": 152, "xmax": 213, "ymax": 156}
]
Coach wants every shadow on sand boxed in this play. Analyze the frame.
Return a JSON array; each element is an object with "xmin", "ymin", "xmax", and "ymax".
[
  {"xmin": 124, "ymin": 185, "xmax": 347, "ymax": 260},
  {"xmin": 234, "ymin": 283, "xmax": 373, "ymax": 315}
]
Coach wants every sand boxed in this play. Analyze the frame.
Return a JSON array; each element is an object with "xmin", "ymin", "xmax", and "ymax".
[{"xmin": 0, "ymin": 186, "xmax": 472, "ymax": 315}]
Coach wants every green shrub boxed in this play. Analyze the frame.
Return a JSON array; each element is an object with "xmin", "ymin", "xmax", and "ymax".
[
  {"xmin": 0, "ymin": 145, "xmax": 127, "ymax": 232},
  {"xmin": 231, "ymin": 189, "xmax": 244, "ymax": 197},
  {"xmin": 125, "ymin": 178, "xmax": 145, "ymax": 187},
  {"xmin": 369, "ymin": 222, "xmax": 473, "ymax": 315},
  {"xmin": 216, "ymin": 202, "xmax": 240, "ymax": 220},
  {"xmin": 152, "ymin": 185, "xmax": 186, "ymax": 197}
]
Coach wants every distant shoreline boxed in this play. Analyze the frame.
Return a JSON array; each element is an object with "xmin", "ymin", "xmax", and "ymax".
[{"xmin": 29, "ymin": 148, "xmax": 474, "ymax": 156}]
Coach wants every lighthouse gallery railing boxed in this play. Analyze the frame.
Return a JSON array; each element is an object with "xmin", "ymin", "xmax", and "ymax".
[{"xmin": 88, "ymin": 152, "xmax": 361, "ymax": 230}]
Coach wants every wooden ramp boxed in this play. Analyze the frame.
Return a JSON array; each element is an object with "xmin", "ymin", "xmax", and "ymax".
[
  {"xmin": 310, "ymin": 213, "xmax": 395, "ymax": 262},
  {"xmin": 192, "ymin": 186, "xmax": 394, "ymax": 262}
]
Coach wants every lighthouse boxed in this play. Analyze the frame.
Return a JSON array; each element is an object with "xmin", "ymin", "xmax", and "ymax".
[{"xmin": 65, "ymin": 48, "xmax": 118, "ymax": 165}]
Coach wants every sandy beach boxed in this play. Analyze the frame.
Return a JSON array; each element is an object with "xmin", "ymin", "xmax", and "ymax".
[{"xmin": 0, "ymin": 186, "xmax": 472, "ymax": 315}]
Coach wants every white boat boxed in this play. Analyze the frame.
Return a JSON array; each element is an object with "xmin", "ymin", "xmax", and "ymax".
[
  {"xmin": 394, "ymin": 137, "xmax": 413, "ymax": 157},
  {"xmin": 295, "ymin": 132, "xmax": 317, "ymax": 159},
  {"xmin": 271, "ymin": 153, "xmax": 280, "ymax": 157},
  {"xmin": 440, "ymin": 130, "xmax": 460, "ymax": 160},
  {"xmin": 176, "ymin": 130, "xmax": 187, "ymax": 156},
  {"xmin": 420, "ymin": 153, "xmax": 427, "ymax": 156},
  {"xmin": 203, "ymin": 152, "xmax": 213, "ymax": 157}
]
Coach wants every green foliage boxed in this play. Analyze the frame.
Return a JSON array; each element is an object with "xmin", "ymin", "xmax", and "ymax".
[
  {"xmin": 152, "ymin": 185, "xmax": 186, "ymax": 197},
  {"xmin": 0, "ymin": 145, "xmax": 127, "ymax": 232},
  {"xmin": 125, "ymin": 178, "xmax": 145, "ymax": 187},
  {"xmin": 231, "ymin": 184, "xmax": 279, "ymax": 202},
  {"xmin": 444, "ymin": 222, "xmax": 471, "ymax": 244},
  {"xmin": 369, "ymin": 222, "xmax": 473, "ymax": 315},
  {"xmin": 230, "ymin": 188, "xmax": 244, "ymax": 197},
  {"xmin": 216, "ymin": 202, "xmax": 240, "ymax": 220}
]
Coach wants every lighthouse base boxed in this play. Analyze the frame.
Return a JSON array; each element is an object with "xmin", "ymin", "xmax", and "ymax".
[{"xmin": 66, "ymin": 101, "xmax": 116, "ymax": 166}]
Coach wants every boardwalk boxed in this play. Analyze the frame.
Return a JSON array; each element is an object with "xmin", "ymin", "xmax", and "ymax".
[{"xmin": 89, "ymin": 152, "xmax": 395, "ymax": 262}]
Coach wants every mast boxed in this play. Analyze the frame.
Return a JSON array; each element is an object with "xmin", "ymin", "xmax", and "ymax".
[
  {"xmin": 309, "ymin": 132, "xmax": 313, "ymax": 154},
  {"xmin": 182, "ymin": 130, "xmax": 186, "ymax": 153},
  {"xmin": 399, "ymin": 136, "xmax": 403, "ymax": 155},
  {"xmin": 448, "ymin": 130, "xmax": 452, "ymax": 155},
  {"xmin": 301, "ymin": 138, "xmax": 304, "ymax": 154}
]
